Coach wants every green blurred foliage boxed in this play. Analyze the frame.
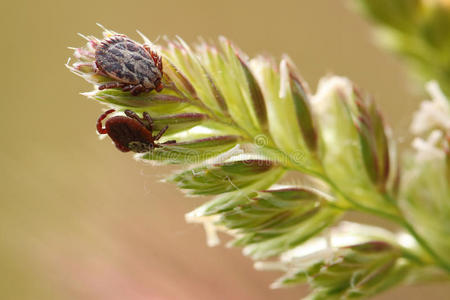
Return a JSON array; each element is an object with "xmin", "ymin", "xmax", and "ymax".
[{"xmin": 356, "ymin": 0, "xmax": 450, "ymax": 97}]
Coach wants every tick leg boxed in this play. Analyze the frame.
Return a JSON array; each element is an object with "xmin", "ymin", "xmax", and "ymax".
[
  {"xmin": 142, "ymin": 112, "xmax": 154, "ymax": 133},
  {"xmin": 96, "ymin": 109, "xmax": 115, "ymax": 134},
  {"xmin": 154, "ymin": 125, "xmax": 169, "ymax": 141},
  {"xmin": 130, "ymin": 84, "xmax": 143, "ymax": 96},
  {"xmin": 161, "ymin": 140, "xmax": 176, "ymax": 144},
  {"xmin": 151, "ymin": 52, "xmax": 162, "ymax": 72},
  {"xmin": 143, "ymin": 44, "xmax": 153, "ymax": 57},
  {"xmin": 155, "ymin": 82, "xmax": 164, "ymax": 92},
  {"xmin": 122, "ymin": 85, "xmax": 135, "ymax": 92},
  {"xmin": 144, "ymin": 45, "xmax": 163, "ymax": 73},
  {"xmin": 124, "ymin": 110, "xmax": 147, "ymax": 129},
  {"xmin": 143, "ymin": 85, "xmax": 156, "ymax": 94},
  {"xmin": 156, "ymin": 54, "xmax": 163, "ymax": 73},
  {"xmin": 95, "ymin": 69, "xmax": 108, "ymax": 77},
  {"xmin": 98, "ymin": 82, "xmax": 125, "ymax": 90}
]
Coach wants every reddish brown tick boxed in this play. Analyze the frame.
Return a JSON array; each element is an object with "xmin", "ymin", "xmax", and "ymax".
[
  {"xmin": 96, "ymin": 109, "xmax": 175, "ymax": 153},
  {"xmin": 95, "ymin": 35, "xmax": 163, "ymax": 96}
]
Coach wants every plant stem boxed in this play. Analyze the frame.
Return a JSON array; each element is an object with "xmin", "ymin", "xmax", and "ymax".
[
  {"xmin": 400, "ymin": 248, "xmax": 425, "ymax": 266},
  {"xmin": 319, "ymin": 176, "xmax": 401, "ymax": 221},
  {"xmin": 399, "ymin": 219, "xmax": 450, "ymax": 273}
]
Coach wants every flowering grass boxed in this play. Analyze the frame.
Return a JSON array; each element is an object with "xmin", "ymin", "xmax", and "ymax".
[{"xmin": 67, "ymin": 10, "xmax": 450, "ymax": 298}]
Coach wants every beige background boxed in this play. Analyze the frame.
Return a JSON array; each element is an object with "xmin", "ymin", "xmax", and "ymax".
[{"xmin": 1, "ymin": 0, "xmax": 448, "ymax": 299}]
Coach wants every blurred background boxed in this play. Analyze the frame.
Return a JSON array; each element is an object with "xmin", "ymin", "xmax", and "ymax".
[{"xmin": 1, "ymin": 0, "xmax": 448, "ymax": 299}]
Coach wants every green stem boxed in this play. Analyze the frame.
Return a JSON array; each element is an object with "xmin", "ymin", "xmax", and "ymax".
[
  {"xmin": 400, "ymin": 248, "xmax": 425, "ymax": 266},
  {"xmin": 319, "ymin": 176, "xmax": 401, "ymax": 221},
  {"xmin": 399, "ymin": 219, "xmax": 450, "ymax": 273}
]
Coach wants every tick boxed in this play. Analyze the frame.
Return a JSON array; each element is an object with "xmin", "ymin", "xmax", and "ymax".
[
  {"xmin": 96, "ymin": 109, "xmax": 175, "ymax": 153},
  {"xmin": 95, "ymin": 35, "xmax": 163, "ymax": 95}
]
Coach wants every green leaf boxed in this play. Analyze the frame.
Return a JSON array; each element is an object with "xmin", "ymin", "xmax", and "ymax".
[
  {"xmin": 420, "ymin": 4, "xmax": 450, "ymax": 51},
  {"xmin": 221, "ymin": 188, "xmax": 321, "ymax": 232},
  {"xmin": 171, "ymin": 159, "xmax": 279, "ymax": 195},
  {"xmin": 313, "ymin": 77, "xmax": 397, "ymax": 213},
  {"xmin": 145, "ymin": 113, "xmax": 209, "ymax": 135},
  {"xmin": 241, "ymin": 207, "xmax": 340, "ymax": 259},
  {"xmin": 197, "ymin": 39, "xmax": 261, "ymax": 135},
  {"xmin": 357, "ymin": 117, "xmax": 380, "ymax": 186},
  {"xmin": 162, "ymin": 58, "xmax": 198, "ymax": 99},
  {"xmin": 355, "ymin": 0, "xmax": 421, "ymax": 32},
  {"xmin": 141, "ymin": 136, "xmax": 241, "ymax": 164},
  {"xmin": 400, "ymin": 138, "xmax": 450, "ymax": 266},
  {"xmin": 187, "ymin": 170, "xmax": 286, "ymax": 217},
  {"xmin": 220, "ymin": 188, "xmax": 341, "ymax": 259},
  {"xmin": 291, "ymin": 240, "xmax": 404, "ymax": 299},
  {"xmin": 354, "ymin": 89, "xmax": 392, "ymax": 191},
  {"xmin": 86, "ymin": 89, "xmax": 196, "ymax": 115},
  {"xmin": 355, "ymin": 0, "xmax": 450, "ymax": 96},
  {"xmin": 238, "ymin": 56, "xmax": 268, "ymax": 131},
  {"xmin": 163, "ymin": 38, "xmax": 228, "ymax": 117},
  {"xmin": 290, "ymin": 74, "xmax": 318, "ymax": 152}
]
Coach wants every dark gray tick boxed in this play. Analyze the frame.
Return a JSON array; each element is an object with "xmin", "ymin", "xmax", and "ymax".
[{"xmin": 95, "ymin": 35, "xmax": 164, "ymax": 96}]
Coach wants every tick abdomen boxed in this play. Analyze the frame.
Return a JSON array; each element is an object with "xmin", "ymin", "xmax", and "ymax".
[
  {"xmin": 95, "ymin": 36, "xmax": 160, "ymax": 88},
  {"xmin": 105, "ymin": 117, "xmax": 153, "ymax": 152}
]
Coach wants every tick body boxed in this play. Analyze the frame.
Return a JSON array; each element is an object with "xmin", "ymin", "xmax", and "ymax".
[
  {"xmin": 97, "ymin": 109, "xmax": 175, "ymax": 153},
  {"xmin": 95, "ymin": 35, "xmax": 163, "ymax": 95}
]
